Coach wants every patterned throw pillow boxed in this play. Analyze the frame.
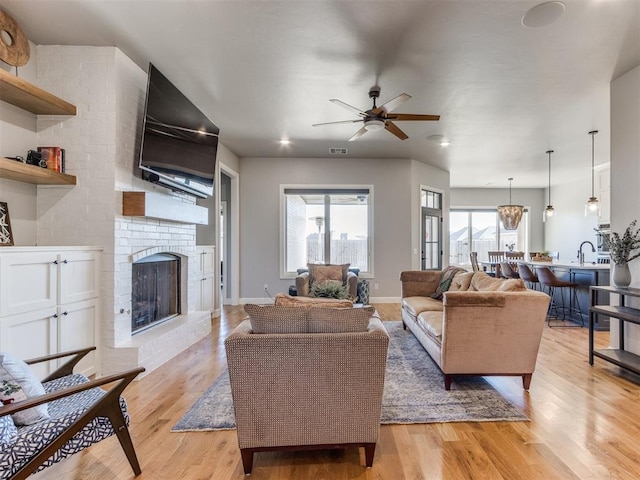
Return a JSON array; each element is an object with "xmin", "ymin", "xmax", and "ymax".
[
  {"xmin": 244, "ymin": 304, "xmax": 309, "ymax": 334},
  {"xmin": 308, "ymin": 306, "xmax": 376, "ymax": 333},
  {"xmin": 0, "ymin": 353, "xmax": 50, "ymax": 425}
]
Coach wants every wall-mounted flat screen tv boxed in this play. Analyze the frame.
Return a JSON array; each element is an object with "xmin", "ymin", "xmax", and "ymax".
[{"xmin": 138, "ymin": 63, "xmax": 219, "ymax": 198}]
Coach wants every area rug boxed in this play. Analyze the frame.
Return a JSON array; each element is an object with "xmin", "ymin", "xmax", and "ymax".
[{"xmin": 172, "ymin": 321, "xmax": 527, "ymax": 432}]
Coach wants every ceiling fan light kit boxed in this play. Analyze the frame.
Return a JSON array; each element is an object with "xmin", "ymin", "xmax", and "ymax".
[
  {"xmin": 498, "ymin": 177, "xmax": 524, "ymax": 231},
  {"xmin": 585, "ymin": 130, "xmax": 600, "ymax": 217},
  {"xmin": 313, "ymin": 85, "xmax": 439, "ymax": 141},
  {"xmin": 364, "ymin": 118, "xmax": 385, "ymax": 131}
]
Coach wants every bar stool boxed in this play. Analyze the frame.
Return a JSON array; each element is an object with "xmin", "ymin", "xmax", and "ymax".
[
  {"xmin": 536, "ymin": 266, "xmax": 583, "ymax": 327},
  {"xmin": 499, "ymin": 261, "xmax": 520, "ymax": 279},
  {"xmin": 517, "ymin": 263, "xmax": 539, "ymax": 290}
]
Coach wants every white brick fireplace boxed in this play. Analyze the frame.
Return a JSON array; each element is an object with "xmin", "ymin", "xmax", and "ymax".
[{"xmin": 33, "ymin": 45, "xmax": 212, "ymax": 377}]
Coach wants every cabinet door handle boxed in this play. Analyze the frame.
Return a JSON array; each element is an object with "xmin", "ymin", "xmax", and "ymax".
[
  {"xmin": 53, "ymin": 313, "xmax": 58, "ymax": 318},
  {"xmin": 62, "ymin": 311, "xmax": 68, "ymax": 316},
  {"xmin": 63, "ymin": 259, "xmax": 68, "ymax": 264},
  {"xmin": 53, "ymin": 260, "xmax": 59, "ymax": 265}
]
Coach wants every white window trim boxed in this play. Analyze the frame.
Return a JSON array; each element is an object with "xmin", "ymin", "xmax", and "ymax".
[{"xmin": 279, "ymin": 184, "xmax": 375, "ymax": 279}]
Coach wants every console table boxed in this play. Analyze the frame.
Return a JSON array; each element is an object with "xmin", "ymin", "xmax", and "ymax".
[{"xmin": 589, "ymin": 285, "xmax": 640, "ymax": 374}]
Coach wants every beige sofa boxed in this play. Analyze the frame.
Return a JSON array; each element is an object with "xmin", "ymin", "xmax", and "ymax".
[
  {"xmin": 400, "ymin": 270, "xmax": 550, "ymax": 390},
  {"xmin": 225, "ymin": 305, "xmax": 389, "ymax": 474}
]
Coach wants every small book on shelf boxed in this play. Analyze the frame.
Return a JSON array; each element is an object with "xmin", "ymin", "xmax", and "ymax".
[{"xmin": 37, "ymin": 146, "xmax": 64, "ymax": 173}]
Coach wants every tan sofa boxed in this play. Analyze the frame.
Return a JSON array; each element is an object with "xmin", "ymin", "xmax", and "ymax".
[
  {"xmin": 400, "ymin": 270, "xmax": 550, "ymax": 390},
  {"xmin": 225, "ymin": 305, "xmax": 389, "ymax": 474}
]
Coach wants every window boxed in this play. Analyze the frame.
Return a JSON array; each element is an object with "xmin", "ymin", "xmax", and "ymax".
[
  {"xmin": 449, "ymin": 209, "xmax": 529, "ymax": 266},
  {"xmin": 282, "ymin": 187, "xmax": 371, "ymax": 276}
]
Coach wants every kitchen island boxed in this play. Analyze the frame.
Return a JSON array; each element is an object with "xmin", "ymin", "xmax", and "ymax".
[{"xmin": 520, "ymin": 260, "xmax": 611, "ymax": 330}]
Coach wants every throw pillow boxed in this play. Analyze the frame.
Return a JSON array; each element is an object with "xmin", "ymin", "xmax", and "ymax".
[
  {"xmin": 274, "ymin": 293, "xmax": 353, "ymax": 309},
  {"xmin": 0, "ymin": 353, "xmax": 50, "ymax": 425},
  {"xmin": 431, "ymin": 266, "xmax": 468, "ymax": 300},
  {"xmin": 470, "ymin": 272, "xmax": 527, "ymax": 292},
  {"xmin": 448, "ymin": 271, "xmax": 474, "ymax": 292},
  {"xmin": 308, "ymin": 263, "xmax": 350, "ymax": 285},
  {"xmin": 308, "ymin": 306, "xmax": 376, "ymax": 333},
  {"xmin": 244, "ymin": 304, "xmax": 309, "ymax": 334}
]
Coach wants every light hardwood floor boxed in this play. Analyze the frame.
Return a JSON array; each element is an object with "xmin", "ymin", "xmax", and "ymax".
[{"xmin": 31, "ymin": 304, "xmax": 640, "ymax": 480}]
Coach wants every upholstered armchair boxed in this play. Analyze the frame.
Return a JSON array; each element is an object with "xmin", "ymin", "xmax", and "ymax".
[
  {"xmin": 225, "ymin": 305, "xmax": 389, "ymax": 474},
  {"xmin": 295, "ymin": 263, "xmax": 358, "ymax": 299}
]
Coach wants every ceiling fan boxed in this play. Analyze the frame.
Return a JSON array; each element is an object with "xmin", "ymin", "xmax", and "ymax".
[{"xmin": 312, "ymin": 86, "xmax": 440, "ymax": 141}]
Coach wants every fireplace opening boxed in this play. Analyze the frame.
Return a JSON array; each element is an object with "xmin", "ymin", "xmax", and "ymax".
[{"xmin": 132, "ymin": 253, "xmax": 181, "ymax": 334}]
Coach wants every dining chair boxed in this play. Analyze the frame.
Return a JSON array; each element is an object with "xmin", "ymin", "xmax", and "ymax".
[
  {"xmin": 469, "ymin": 252, "xmax": 481, "ymax": 272},
  {"xmin": 487, "ymin": 251, "xmax": 504, "ymax": 276},
  {"xmin": 505, "ymin": 251, "xmax": 524, "ymax": 260}
]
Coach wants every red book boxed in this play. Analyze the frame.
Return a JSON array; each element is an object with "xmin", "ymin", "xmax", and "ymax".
[{"xmin": 37, "ymin": 146, "xmax": 63, "ymax": 173}]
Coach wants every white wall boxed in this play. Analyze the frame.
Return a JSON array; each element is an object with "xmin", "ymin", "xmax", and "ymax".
[
  {"xmin": 239, "ymin": 157, "xmax": 449, "ymax": 301},
  {"xmin": 542, "ymin": 177, "xmax": 601, "ymax": 264},
  {"xmin": 611, "ymin": 64, "xmax": 640, "ymax": 352}
]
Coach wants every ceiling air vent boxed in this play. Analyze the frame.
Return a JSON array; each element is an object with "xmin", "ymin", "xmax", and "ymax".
[{"xmin": 329, "ymin": 147, "xmax": 348, "ymax": 155}]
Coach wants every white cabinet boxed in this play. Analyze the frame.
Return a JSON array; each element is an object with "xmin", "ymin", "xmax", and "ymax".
[
  {"xmin": 194, "ymin": 246, "xmax": 216, "ymax": 312},
  {"xmin": 0, "ymin": 247, "xmax": 101, "ymax": 378}
]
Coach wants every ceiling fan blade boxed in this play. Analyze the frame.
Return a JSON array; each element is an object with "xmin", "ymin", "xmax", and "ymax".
[
  {"xmin": 385, "ymin": 121, "xmax": 409, "ymax": 140},
  {"xmin": 348, "ymin": 126, "xmax": 368, "ymax": 142},
  {"xmin": 373, "ymin": 93, "xmax": 411, "ymax": 115},
  {"xmin": 387, "ymin": 113, "xmax": 440, "ymax": 121},
  {"xmin": 312, "ymin": 119, "xmax": 362, "ymax": 127},
  {"xmin": 329, "ymin": 99, "xmax": 367, "ymax": 116}
]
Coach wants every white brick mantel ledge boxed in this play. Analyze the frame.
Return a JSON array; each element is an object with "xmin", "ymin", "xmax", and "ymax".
[{"xmin": 130, "ymin": 246, "xmax": 193, "ymax": 263}]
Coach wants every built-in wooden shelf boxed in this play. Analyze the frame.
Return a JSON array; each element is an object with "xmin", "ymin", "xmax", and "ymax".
[
  {"xmin": 122, "ymin": 191, "xmax": 208, "ymax": 225},
  {"xmin": 0, "ymin": 157, "xmax": 77, "ymax": 185},
  {"xmin": 0, "ymin": 68, "xmax": 76, "ymax": 115}
]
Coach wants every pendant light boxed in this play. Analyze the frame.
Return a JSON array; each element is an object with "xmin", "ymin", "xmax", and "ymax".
[
  {"xmin": 498, "ymin": 177, "xmax": 524, "ymax": 230},
  {"xmin": 585, "ymin": 130, "xmax": 600, "ymax": 216},
  {"xmin": 544, "ymin": 150, "xmax": 555, "ymax": 222}
]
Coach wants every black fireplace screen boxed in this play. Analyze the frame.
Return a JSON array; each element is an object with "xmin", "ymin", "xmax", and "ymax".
[{"xmin": 132, "ymin": 253, "xmax": 180, "ymax": 333}]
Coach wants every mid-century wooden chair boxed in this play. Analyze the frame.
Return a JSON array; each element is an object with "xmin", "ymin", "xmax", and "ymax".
[{"xmin": 0, "ymin": 347, "xmax": 144, "ymax": 480}]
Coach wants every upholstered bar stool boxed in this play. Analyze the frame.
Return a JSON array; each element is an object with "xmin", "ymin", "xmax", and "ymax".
[
  {"xmin": 536, "ymin": 266, "xmax": 583, "ymax": 327},
  {"xmin": 517, "ymin": 263, "xmax": 539, "ymax": 290},
  {"xmin": 500, "ymin": 261, "xmax": 520, "ymax": 279}
]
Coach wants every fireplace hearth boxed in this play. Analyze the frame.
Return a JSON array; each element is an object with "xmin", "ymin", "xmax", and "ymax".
[{"xmin": 132, "ymin": 253, "xmax": 181, "ymax": 333}]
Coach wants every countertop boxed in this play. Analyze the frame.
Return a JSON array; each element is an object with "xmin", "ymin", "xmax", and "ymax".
[{"xmin": 520, "ymin": 260, "xmax": 610, "ymax": 271}]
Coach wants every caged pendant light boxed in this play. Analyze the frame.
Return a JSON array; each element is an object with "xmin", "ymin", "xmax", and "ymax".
[
  {"xmin": 585, "ymin": 130, "xmax": 600, "ymax": 216},
  {"xmin": 498, "ymin": 177, "xmax": 524, "ymax": 230},
  {"xmin": 544, "ymin": 150, "xmax": 555, "ymax": 222}
]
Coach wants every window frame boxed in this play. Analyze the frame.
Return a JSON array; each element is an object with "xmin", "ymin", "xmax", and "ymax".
[
  {"xmin": 449, "ymin": 207, "xmax": 530, "ymax": 266},
  {"xmin": 280, "ymin": 184, "xmax": 374, "ymax": 279}
]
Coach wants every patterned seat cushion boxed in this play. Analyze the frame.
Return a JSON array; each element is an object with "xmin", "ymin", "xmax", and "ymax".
[{"xmin": 0, "ymin": 374, "xmax": 129, "ymax": 479}]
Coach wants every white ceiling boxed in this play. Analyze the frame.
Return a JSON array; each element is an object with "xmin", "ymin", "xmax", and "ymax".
[{"xmin": 3, "ymin": 0, "xmax": 639, "ymax": 188}]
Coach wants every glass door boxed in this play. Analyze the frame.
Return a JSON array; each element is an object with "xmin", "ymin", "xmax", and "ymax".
[{"xmin": 422, "ymin": 207, "xmax": 442, "ymax": 270}]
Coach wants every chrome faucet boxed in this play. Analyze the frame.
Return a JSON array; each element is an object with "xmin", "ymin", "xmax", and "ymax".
[{"xmin": 578, "ymin": 241, "xmax": 596, "ymax": 265}]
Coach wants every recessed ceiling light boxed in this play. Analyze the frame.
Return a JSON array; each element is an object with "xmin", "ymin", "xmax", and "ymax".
[
  {"xmin": 522, "ymin": 1, "xmax": 566, "ymax": 28},
  {"xmin": 279, "ymin": 139, "xmax": 291, "ymax": 145},
  {"xmin": 440, "ymin": 140, "xmax": 450, "ymax": 147}
]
